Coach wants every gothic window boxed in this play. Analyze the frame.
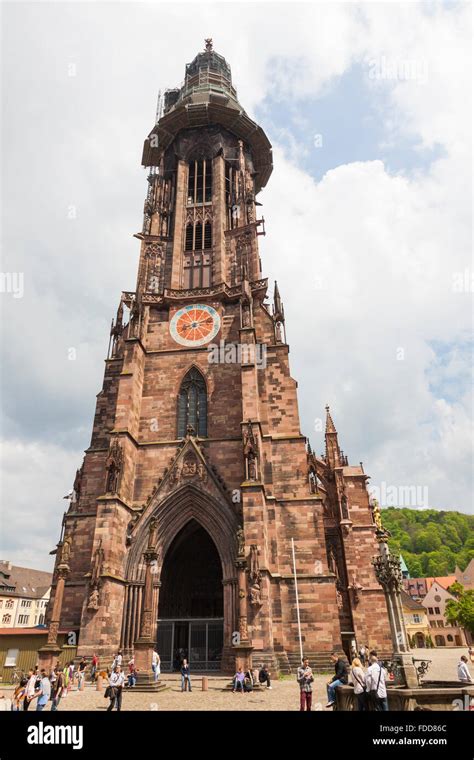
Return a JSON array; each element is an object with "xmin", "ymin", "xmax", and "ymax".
[
  {"xmin": 185, "ymin": 223, "xmax": 193, "ymax": 251},
  {"xmin": 204, "ymin": 221, "xmax": 212, "ymax": 249},
  {"xmin": 187, "ymin": 159, "xmax": 212, "ymax": 205},
  {"xmin": 177, "ymin": 368, "xmax": 207, "ymax": 438}
]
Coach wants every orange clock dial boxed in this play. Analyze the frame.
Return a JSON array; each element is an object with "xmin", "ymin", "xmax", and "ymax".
[{"xmin": 170, "ymin": 304, "xmax": 220, "ymax": 347}]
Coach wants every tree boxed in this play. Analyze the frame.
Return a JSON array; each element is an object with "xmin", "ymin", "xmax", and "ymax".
[{"xmin": 445, "ymin": 586, "xmax": 474, "ymax": 635}]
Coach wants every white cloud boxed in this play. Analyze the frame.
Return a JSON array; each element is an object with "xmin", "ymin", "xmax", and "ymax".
[{"xmin": 1, "ymin": 1, "xmax": 472, "ymax": 571}]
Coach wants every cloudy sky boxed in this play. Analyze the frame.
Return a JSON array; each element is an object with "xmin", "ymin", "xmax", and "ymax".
[{"xmin": 1, "ymin": 1, "xmax": 472, "ymax": 571}]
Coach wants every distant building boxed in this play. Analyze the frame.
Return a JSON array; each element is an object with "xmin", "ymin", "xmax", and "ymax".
[
  {"xmin": 421, "ymin": 580, "xmax": 467, "ymax": 647},
  {"xmin": 455, "ymin": 559, "xmax": 474, "ymax": 590},
  {"xmin": 0, "ymin": 561, "xmax": 51, "ymax": 629},
  {"xmin": 401, "ymin": 590, "xmax": 430, "ymax": 648},
  {"xmin": 403, "ymin": 575, "xmax": 457, "ymax": 601},
  {"xmin": 400, "ymin": 555, "xmax": 410, "ymax": 579}
]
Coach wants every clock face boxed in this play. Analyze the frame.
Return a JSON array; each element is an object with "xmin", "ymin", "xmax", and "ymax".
[{"xmin": 169, "ymin": 304, "xmax": 221, "ymax": 347}]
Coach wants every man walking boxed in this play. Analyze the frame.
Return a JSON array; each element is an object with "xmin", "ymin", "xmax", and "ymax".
[
  {"xmin": 51, "ymin": 667, "xmax": 64, "ymax": 711},
  {"xmin": 107, "ymin": 665, "xmax": 125, "ymax": 711},
  {"xmin": 297, "ymin": 658, "xmax": 314, "ymax": 711},
  {"xmin": 35, "ymin": 669, "xmax": 51, "ymax": 711}
]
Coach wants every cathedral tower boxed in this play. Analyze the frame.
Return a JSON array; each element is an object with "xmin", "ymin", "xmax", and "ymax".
[{"xmin": 46, "ymin": 41, "xmax": 391, "ymax": 674}]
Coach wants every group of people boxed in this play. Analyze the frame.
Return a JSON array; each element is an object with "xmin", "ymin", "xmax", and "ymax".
[
  {"xmin": 296, "ymin": 650, "xmax": 389, "ymax": 712},
  {"xmin": 11, "ymin": 660, "xmax": 78, "ymax": 711},
  {"xmin": 232, "ymin": 665, "xmax": 272, "ymax": 693},
  {"xmin": 297, "ymin": 647, "xmax": 474, "ymax": 711}
]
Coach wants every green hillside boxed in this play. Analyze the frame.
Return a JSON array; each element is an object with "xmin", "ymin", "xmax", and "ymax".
[{"xmin": 381, "ymin": 507, "xmax": 474, "ymax": 578}]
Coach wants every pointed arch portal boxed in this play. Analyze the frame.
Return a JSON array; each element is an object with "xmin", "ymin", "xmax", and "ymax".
[{"xmin": 157, "ymin": 519, "xmax": 224, "ymax": 671}]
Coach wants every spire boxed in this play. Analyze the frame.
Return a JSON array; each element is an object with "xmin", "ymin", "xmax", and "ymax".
[
  {"xmin": 325, "ymin": 405, "xmax": 342, "ymax": 469},
  {"xmin": 273, "ymin": 281, "xmax": 284, "ymax": 322},
  {"xmin": 325, "ymin": 405, "xmax": 337, "ymax": 434}
]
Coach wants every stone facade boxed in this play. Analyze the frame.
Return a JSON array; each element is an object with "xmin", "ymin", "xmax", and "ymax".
[{"xmin": 48, "ymin": 43, "xmax": 392, "ymax": 673}]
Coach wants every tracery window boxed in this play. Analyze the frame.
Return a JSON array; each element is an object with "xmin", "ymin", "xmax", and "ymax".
[{"xmin": 177, "ymin": 368, "xmax": 208, "ymax": 438}]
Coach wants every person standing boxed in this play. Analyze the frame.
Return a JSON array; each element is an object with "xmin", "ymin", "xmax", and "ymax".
[
  {"xmin": 77, "ymin": 657, "xmax": 87, "ymax": 690},
  {"xmin": 180, "ymin": 658, "xmax": 192, "ymax": 692},
  {"xmin": 51, "ymin": 668, "xmax": 64, "ymax": 711},
  {"xmin": 297, "ymin": 658, "xmax": 314, "ymax": 712},
  {"xmin": 366, "ymin": 652, "xmax": 389, "ymax": 711},
  {"xmin": 152, "ymin": 649, "xmax": 161, "ymax": 683},
  {"xmin": 350, "ymin": 657, "xmax": 367, "ymax": 711},
  {"xmin": 359, "ymin": 645, "xmax": 367, "ymax": 667},
  {"xmin": 67, "ymin": 661, "xmax": 75, "ymax": 693},
  {"xmin": 24, "ymin": 669, "xmax": 36, "ymax": 711},
  {"xmin": 326, "ymin": 651, "xmax": 349, "ymax": 708},
  {"xmin": 35, "ymin": 669, "xmax": 51, "ymax": 711},
  {"xmin": 90, "ymin": 653, "xmax": 99, "ymax": 682},
  {"xmin": 12, "ymin": 678, "xmax": 27, "ymax": 711},
  {"xmin": 107, "ymin": 666, "xmax": 125, "ymax": 711},
  {"xmin": 458, "ymin": 655, "xmax": 473, "ymax": 683},
  {"xmin": 468, "ymin": 647, "xmax": 474, "ymax": 666},
  {"xmin": 127, "ymin": 657, "xmax": 137, "ymax": 688}
]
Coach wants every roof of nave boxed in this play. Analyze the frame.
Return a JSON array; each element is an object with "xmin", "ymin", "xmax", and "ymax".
[{"xmin": 0, "ymin": 561, "xmax": 52, "ymax": 599}]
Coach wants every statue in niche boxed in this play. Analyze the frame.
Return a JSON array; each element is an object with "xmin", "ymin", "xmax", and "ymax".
[
  {"xmin": 91, "ymin": 540, "xmax": 104, "ymax": 587},
  {"xmin": 87, "ymin": 588, "xmax": 99, "ymax": 611},
  {"xmin": 61, "ymin": 535, "xmax": 72, "ymax": 565},
  {"xmin": 236, "ymin": 526, "xmax": 245, "ymax": 557}
]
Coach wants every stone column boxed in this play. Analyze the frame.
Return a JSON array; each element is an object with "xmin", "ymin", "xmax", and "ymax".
[
  {"xmin": 134, "ymin": 518, "xmax": 159, "ymax": 676},
  {"xmin": 38, "ymin": 564, "xmax": 69, "ymax": 671},
  {"xmin": 373, "ymin": 536, "xmax": 418, "ymax": 688},
  {"xmin": 232, "ymin": 556, "xmax": 253, "ymax": 672}
]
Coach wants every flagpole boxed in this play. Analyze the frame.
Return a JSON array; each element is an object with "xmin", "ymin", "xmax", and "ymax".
[{"xmin": 291, "ymin": 537, "xmax": 304, "ymax": 663}]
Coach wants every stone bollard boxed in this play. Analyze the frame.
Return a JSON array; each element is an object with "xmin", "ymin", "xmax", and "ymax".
[
  {"xmin": 202, "ymin": 676, "xmax": 208, "ymax": 692},
  {"xmin": 96, "ymin": 675, "xmax": 102, "ymax": 692}
]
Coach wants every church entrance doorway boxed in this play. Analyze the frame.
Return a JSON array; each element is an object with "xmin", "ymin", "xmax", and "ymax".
[{"xmin": 157, "ymin": 520, "xmax": 224, "ymax": 671}]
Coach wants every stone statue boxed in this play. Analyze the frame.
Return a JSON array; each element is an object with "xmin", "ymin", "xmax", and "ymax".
[
  {"xmin": 61, "ymin": 535, "xmax": 72, "ymax": 564},
  {"xmin": 249, "ymin": 545, "xmax": 259, "ymax": 580},
  {"xmin": 350, "ymin": 573, "xmax": 364, "ymax": 604},
  {"xmin": 249, "ymin": 581, "xmax": 262, "ymax": 607},
  {"xmin": 91, "ymin": 540, "xmax": 104, "ymax": 587},
  {"xmin": 147, "ymin": 517, "xmax": 158, "ymax": 550},
  {"xmin": 236, "ymin": 527, "xmax": 245, "ymax": 557},
  {"xmin": 87, "ymin": 588, "xmax": 99, "ymax": 610}
]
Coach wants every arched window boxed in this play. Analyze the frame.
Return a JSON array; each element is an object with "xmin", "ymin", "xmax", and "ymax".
[{"xmin": 177, "ymin": 368, "xmax": 207, "ymax": 438}]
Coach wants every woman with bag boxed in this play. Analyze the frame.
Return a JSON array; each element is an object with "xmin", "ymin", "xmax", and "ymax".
[
  {"xmin": 106, "ymin": 665, "xmax": 125, "ymax": 711},
  {"xmin": 350, "ymin": 657, "xmax": 367, "ymax": 711}
]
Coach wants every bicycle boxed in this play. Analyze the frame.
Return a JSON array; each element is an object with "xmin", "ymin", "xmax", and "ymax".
[{"xmin": 10, "ymin": 669, "xmax": 25, "ymax": 686}]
